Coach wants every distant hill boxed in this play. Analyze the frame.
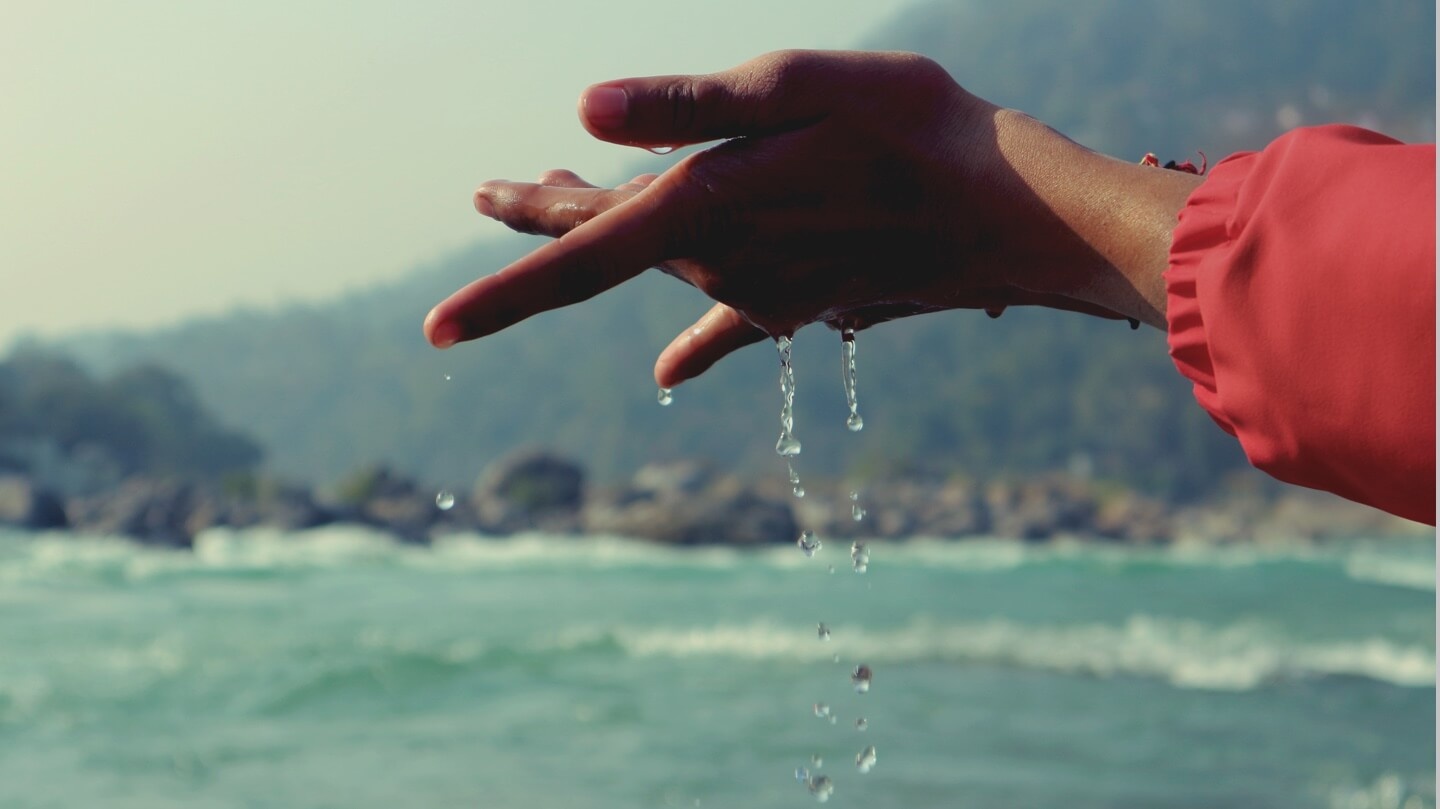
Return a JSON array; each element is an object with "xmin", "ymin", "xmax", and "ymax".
[{"xmin": 53, "ymin": 0, "xmax": 1435, "ymax": 498}]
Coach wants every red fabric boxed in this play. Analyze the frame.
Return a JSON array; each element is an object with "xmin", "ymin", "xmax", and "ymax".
[{"xmin": 1166, "ymin": 125, "xmax": 1436, "ymax": 525}]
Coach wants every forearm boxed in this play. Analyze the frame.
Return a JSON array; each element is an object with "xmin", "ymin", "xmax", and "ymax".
[{"xmin": 984, "ymin": 108, "xmax": 1204, "ymax": 327}]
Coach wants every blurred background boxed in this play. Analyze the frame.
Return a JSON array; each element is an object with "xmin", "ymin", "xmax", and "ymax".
[{"xmin": 0, "ymin": 1, "xmax": 1434, "ymax": 807}]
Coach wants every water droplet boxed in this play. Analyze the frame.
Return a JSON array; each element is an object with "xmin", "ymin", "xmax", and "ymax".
[
  {"xmin": 793, "ymin": 485, "xmax": 806, "ymax": 498},
  {"xmin": 657, "ymin": 387, "xmax": 673, "ymax": 406},
  {"xmin": 443, "ymin": 373, "xmax": 452, "ymax": 382},
  {"xmin": 797, "ymin": 530, "xmax": 821, "ymax": 557},
  {"xmin": 840, "ymin": 329, "xmax": 864, "ymax": 432},
  {"xmin": 812, "ymin": 702, "xmax": 831, "ymax": 720},
  {"xmin": 810, "ymin": 754, "xmax": 823, "ymax": 768},
  {"xmin": 851, "ymin": 504, "xmax": 866, "ymax": 522},
  {"xmin": 646, "ymin": 145, "xmax": 677, "ymax": 155},
  {"xmin": 855, "ymin": 745, "xmax": 877, "ymax": 774},
  {"xmin": 817, "ymin": 622, "xmax": 831, "ymax": 641},
  {"xmin": 795, "ymin": 767, "xmax": 810, "ymax": 783},
  {"xmin": 434, "ymin": 490, "xmax": 456, "ymax": 510},
  {"xmin": 851, "ymin": 664, "xmax": 872, "ymax": 693},
  {"xmin": 775, "ymin": 337, "xmax": 802, "ymax": 458},
  {"xmin": 850, "ymin": 540, "xmax": 869, "ymax": 573},
  {"xmin": 827, "ymin": 565, "xmax": 835, "ymax": 575},
  {"xmin": 788, "ymin": 462, "xmax": 801, "ymax": 484},
  {"xmin": 854, "ymin": 718, "xmax": 868, "ymax": 731},
  {"xmin": 828, "ymin": 714, "xmax": 837, "ymax": 725},
  {"xmin": 806, "ymin": 774, "xmax": 834, "ymax": 803},
  {"xmin": 848, "ymin": 490, "xmax": 860, "ymax": 501}
]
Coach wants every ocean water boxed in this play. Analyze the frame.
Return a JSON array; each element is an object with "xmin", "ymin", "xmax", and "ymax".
[{"xmin": 0, "ymin": 527, "xmax": 1432, "ymax": 809}]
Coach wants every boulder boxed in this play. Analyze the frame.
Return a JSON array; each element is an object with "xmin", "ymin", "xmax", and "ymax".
[
  {"xmin": 67, "ymin": 479, "xmax": 198, "ymax": 547},
  {"xmin": 986, "ymin": 478, "xmax": 1097, "ymax": 541},
  {"xmin": 0, "ymin": 475, "xmax": 67, "ymax": 530},
  {"xmin": 473, "ymin": 451, "xmax": 585, "ymax": 533},
  {"xmin": 585, "ymin": 477, "xmax": 796, "ymax": 546}
]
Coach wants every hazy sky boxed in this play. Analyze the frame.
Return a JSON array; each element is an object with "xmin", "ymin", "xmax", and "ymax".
[{"xmin": 0, "ymin": 0, "xmax": 917, "ymax": 348}]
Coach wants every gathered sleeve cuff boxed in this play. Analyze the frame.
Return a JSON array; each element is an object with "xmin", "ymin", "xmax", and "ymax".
[{"xmin": 1164, "ymin": 126, "xmax": 1435, "ymax": 524}]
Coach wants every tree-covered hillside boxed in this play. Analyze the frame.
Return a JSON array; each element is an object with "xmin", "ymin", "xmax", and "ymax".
[
  {"xmin": 0, "ymin": 352, "xmax": 262, "ymax": 492},
  {"xmin": 54, "ymin": 0, "xmax": 1435, "ymax": 499},
  {"xmin": 873, "ymin": 0, "xmax": 1434, "ymax": 159}
]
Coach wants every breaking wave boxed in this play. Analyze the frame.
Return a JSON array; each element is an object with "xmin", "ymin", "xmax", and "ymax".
[{"xmin": 593, "ymin": 616, "xmax": 1434, "ymax": 691}]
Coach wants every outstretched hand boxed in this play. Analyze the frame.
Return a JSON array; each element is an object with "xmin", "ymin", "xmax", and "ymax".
[{"xmin": 425, "ymin": 50, "xmax": 1203, "ymax": 387}]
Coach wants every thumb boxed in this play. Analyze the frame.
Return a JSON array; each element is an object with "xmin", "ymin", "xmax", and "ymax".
[{"xmin": 578, "ymin": 50, "xmax": 833, "ymax": 148}]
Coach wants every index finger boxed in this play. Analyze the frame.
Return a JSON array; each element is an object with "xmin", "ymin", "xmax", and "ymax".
[{"xmin": 424, "ymin": 185, "xmax": 676, "ymax": 347}]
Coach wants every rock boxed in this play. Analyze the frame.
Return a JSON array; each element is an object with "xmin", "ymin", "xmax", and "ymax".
[
  {"xmin": 0, "ymin": 475, "xmax": 67, "ymax": 529},
  {"xmin": 473, "ymin": 451, "xmax": 585, "ymax": 533},
  {"xmin": 362, "ymin": 494, "xmax": 439, "ymax": 543},
  {"xmin": 203, "ymin": 484, "xmax": 335, "ymax": 533},
  {"xmin": 1093, "ymin": 493, "xmax": 1172, "ymax": 543},
  {"xmin": 584, "ymin": 477, "xmax": 796, "ymax": 546},
  {"xmin": 67, "ymin": 479, "xmax": 198, "ymax": 547},
  {"xmin": 986, "ymin": 478, "xmax": 1097, "ymax": 541},
  {"xmin": 631, "ymin": 460, "xmax": 718, "ymax": 499}
]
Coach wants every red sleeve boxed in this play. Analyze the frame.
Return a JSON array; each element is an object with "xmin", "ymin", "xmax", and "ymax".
[{"xmin": 1166, "ymin": 125, "xmax": 1436, "ymax": 525}]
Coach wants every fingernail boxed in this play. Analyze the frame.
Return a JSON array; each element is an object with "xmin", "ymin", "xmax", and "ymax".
[
  {"xmin": 473, "ymin": 191, "xmax": 496, "ymax": 219},
  {"xmin": 584, "ymin": 85, "xmax": 628, "ymax": 130},
  {"xmin": 431, "ymin": 320, "xmax": 462, "ymax": 349}
]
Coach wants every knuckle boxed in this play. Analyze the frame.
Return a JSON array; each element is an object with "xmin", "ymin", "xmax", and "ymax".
[
  {"xmin": 659, "ymin": 79, "xmax": 699, "ymax": 135},
  {"xmin": 537, "ymin": 169, "xmax": 577, "ymax": 185},
  {"xmin": 660, "ymin": 156, "xmax": 744, "ymax": 253},
  {"xmin": 886, "ymin": 51, "xmax": 954, "ymax": 89},
  {"xmin": 752, "ymin": 49, "xmax": 815, "ymax": 95}
]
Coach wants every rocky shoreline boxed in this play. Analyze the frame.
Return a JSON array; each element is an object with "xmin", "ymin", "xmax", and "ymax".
[{"xmin": 0, "ymin": 451, "xmax": 1423, "ymax": 547}]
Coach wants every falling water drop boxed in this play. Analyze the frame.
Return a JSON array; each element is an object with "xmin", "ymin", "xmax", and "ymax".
[
  {"xmin": 810, "ymin": 754, "xmax": 824, "ymax": 768},
  {"xmin": 812, "ymin": 703, "xmax": 832, "ymax": 720},
  {"xmin": 840, "ymin": 329, "xmax": 864, "ymax": 432},
  {"xmin": 646, "ymin": 145, "xmax": 677, "ymax": 155},
  {"xmin": 854, "ymin": 717, "xmax": 868, "ymax": 731},
  {"xmin": 795, "ymin": 767, "xmax": 810, "ymax": 784},
  {"xmin": 775, "ymin": 337, "xmax": 802, "ymax": 458},
  {"xmin": 855, "ymin": 746, "xmax": 878, "ymax": 774},
  {"xmin": 434, "ymin": 490, "xmax": 456, "ymax": 511},
  {"xmin": 806, "ymin": 775, "xmax": 835, "ymax": 803},
  {"xmin": 850, "ymin": 540, "xmax": 870, "ymax": 573},
  {"xmin": 443, "ymin": 373, "xmax": 452, "ymax": 382},
  {"xmin": 851, "ymin": 664, "xmax": 872, "ymax": 693},
  {"xmin": 657, "ymin": 387, "xmax": 673, "ymax": 406},
  {"xmin": 817, "ymin": 623, "xmax": 831, "ymax": 641},
  {"xmin": 787, "ymin": 460, "xmax": 805, "ymax": 498},
  {"xmin": 797, "ymin": 530, "xmax": 821, "ymax": 557}
]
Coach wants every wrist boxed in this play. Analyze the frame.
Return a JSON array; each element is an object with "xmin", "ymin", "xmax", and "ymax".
[{"xmin": 976, "ymin": 108, "xmax": 1204, "ymax": 326}]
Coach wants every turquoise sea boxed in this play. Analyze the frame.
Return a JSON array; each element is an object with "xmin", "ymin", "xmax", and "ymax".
[{"xmin": 0, "ymin": 527, "xmax": 1432, "ymax": 808}]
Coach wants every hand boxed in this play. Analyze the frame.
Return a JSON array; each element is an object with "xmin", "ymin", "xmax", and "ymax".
[{"xmin": 425, "ymin": 50, "xmax": 1203, "ymax": 386}]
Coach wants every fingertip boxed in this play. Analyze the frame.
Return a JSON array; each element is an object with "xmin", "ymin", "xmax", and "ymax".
[
  {"xmin": 472, "ymin": 188, "xmax": 496, "ymax": 219},
  {"xmin": 580, "ymin": 83, "xmax": 629, "ymax": 133},
  {"xmin": 424, "ymin": 310, "xmax": 462, "ymax": 349},
  {"xmin": 654, "ymin": 336, "xmax": 694, "ymax": 389}
]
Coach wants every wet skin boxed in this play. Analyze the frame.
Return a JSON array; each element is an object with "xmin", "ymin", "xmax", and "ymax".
[{"xmin": 424, "ymin": 50, "xmax": 1203, "ymax": 388}]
